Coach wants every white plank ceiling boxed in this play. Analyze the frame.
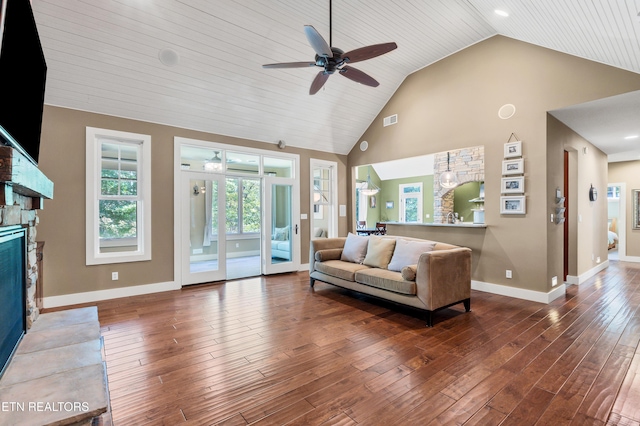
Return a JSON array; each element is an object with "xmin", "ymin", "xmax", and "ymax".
[{"xmin": 32, "ymin": 0, "xmax": 640, "ymax": 156}]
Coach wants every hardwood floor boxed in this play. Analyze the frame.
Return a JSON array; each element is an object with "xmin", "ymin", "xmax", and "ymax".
[{"xmin": 49, "ymin": 261, "xmax": 640, "ymax": 425}]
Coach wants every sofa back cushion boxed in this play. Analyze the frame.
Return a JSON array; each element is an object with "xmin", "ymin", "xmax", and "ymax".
[
  {"xmin": 387, "ymin": 238, "xmax": 436, "ymax": 272},
  {"xmin": 340, "ymin": 233, "xmax": 369, "ymax": 263},
  {"xmin": 363, "ymin": 236, "xmax": 396, "ymax": 269}
]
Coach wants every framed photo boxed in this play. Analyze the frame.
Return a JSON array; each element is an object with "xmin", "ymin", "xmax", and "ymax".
[
  {"xmin": 370, "ymin": 196, "xmax": 377, "ymax": 208},
  {"xmin": 500, "ymin": 196, "xmax": 526, "ymax": 214},
  {"xmin": 501, "ymin": 176, "xmax": 525, "ymax": 194},
  {"xmin": 502, "ymin": 158, "xmax": 524, "ymax": 175},
  {"xmin": 504, "ymin": 141, "xmax": 522, "ymax": 158},
  {"xmin": 634, "ymin": 189, "xmax": 640, "ymax": 229},
  {"xmin": 386, "ymin": 201, "xmax": 394, "ymax": 209}
]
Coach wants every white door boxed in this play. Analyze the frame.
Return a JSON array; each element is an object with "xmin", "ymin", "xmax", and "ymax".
[
  {"xmin": 263, "ymin": 176, "xmax": 300, "ymax": 274},
  {"xmin": 181, "ymin": 172, "xmax": 226, "ymax": 285}
]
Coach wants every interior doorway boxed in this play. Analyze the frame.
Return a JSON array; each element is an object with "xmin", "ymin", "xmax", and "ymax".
[{"xmin": 607, "ymin": 183, "xmax": 626, "ymax": 261}]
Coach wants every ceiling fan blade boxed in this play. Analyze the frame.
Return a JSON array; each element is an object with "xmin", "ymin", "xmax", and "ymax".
[
  {"xmin": 304, "ymin": 25, "xmax": 333, "ymax": 58},
  {"xmin": 339, "ymin": 65, "xmax": 379, "ymax": 87},
  {"xmin": 262, "ymin": 62, "xmax": 316, "ymax": 69},
  {"xmin": 310, "ymin": 71, "xmax": 330, "ymax": 95},
  {"xmin": 342, "ymin": 42, "xmax": 397, "ymax": 64}
]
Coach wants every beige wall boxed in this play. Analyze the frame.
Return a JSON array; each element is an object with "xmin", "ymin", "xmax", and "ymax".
[
  {"xmin": 608, "ymin": 161, "xmax": 640, "ymax": 257},
  {"xmin": 38, "ymin": 106, "xmax": 347, "ymax": 298},
  {"xmin": 546, "ymin": 115, "xmax": 609, "ymax": 282},
  {"xmin": 348, "ymin": 35, "xmax": 640, "ymax": 294}
]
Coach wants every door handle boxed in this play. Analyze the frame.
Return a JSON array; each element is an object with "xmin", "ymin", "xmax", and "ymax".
[{"xmin": 295, "ymin": 224, "xmax": 298, "ymax": 234}]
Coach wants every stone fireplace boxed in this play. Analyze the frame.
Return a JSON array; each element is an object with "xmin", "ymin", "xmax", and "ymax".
[{"xmin": 0, "ymin": 146, "xmax": 53, "ymax": 329}]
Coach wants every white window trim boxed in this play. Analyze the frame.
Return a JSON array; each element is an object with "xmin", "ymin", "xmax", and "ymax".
[{"xmin": 86, "ymin": 127, "xmax": 152, "ymax": 265}]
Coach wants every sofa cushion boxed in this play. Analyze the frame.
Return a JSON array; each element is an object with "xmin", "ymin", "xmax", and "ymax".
[
  {"xmin": 315, "ymin": 260, "xmax": 371, "ymax": 281},
  {"xmin": 340, "ymin": 233, "xmax": 369, "ymax": 264},
  {"xmin": 401, "ymin": 265, "xmax": 418, "ymax": 281},
  {"xmin": 315, "ymin": 248, "xmax": 343, "ymax": 262},
  {"xmin": 387, "ymin": 238, "xmax": 436, "ymax": 272},
  {"xmin": 363, "ymin": 236, "xmax": 396, "ymax": 269},
  {"xmin": 355, "ymin": 268, "xmax": 417, "ymax": 295}
]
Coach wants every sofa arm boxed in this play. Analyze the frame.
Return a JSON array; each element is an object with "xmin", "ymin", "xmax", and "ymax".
[
  {"xmin": 415, "ymin": 247, "xmax": 471, "ymax": 311},
  {"xmin": 309, "ymin": 237, "xmax": 347, "ymax": 273}
]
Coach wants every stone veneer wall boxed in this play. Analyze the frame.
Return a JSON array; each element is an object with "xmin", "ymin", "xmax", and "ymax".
[
  {"xmin": 0, "ymin": 193, "xmax": 39, "ymax": 328},
  {"xmin": 433, "ymin": 146, "xmax": 485, "ymax": 223}
]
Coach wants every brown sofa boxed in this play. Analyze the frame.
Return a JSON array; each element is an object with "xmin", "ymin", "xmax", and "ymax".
[{"xmin": 309, "ymin": 234, "xmax": 471, "ymax": 326}]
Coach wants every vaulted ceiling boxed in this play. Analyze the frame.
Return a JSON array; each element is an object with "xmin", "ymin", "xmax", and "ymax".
[{"xmin": 33, "ymin": 0, "xmax": 640, "ymax": 156}]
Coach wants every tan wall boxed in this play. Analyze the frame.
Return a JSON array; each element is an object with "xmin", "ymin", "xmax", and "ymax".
[
  {"xmin": 348, "ymin": 35, "xmax": 640, "ymax": 294},
  {"xmin": 546, "ymin": 115, "xmax": 609, "ymax": 282},
  {"xmin": 608, "ymin": 161, "xmax": 640, "ymax": 257},
  {"xmin": 38, "ymin": 106, "xmax": 347, "ymax": 298}
]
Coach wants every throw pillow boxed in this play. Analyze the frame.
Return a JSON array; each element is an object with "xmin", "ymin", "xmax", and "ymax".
[
  {"xmin": 401, "ymin": 265, "xmax": 418, "ymax": 281},
  {"xmin": 273, "ymin": 226, "xmax": 289, "ymax": 241},
  {"xmin": 340, "ymin": 232, "xmax": 369, "ymax": 264},
  {"xmin": 387, "ymin": 238, "xmax": 436, "ymax": 272},
  {"xmin": 363, "ymin": 236, "xmax": 396, "ymax": 269}
]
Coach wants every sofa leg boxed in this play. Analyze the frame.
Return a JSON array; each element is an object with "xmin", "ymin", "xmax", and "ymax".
[
  {"xmin": 310, "ymin": 278, "xmax": 315, "ymax": 288},
  {"xmin": 426, "ymin": 311, "xmax": 433, "ymax": 327},
  {"xmin": 463, "ymin": 298, "xmax": 471, "ymax": 312}
]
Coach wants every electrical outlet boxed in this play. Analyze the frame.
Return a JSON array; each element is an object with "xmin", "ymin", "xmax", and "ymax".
[
  {"xmin": 112, "ymin": 272, "xmax": 118, "ymax": 281},
  {"xmin": 236, "ymin": 243, "xmax": 240, "ymax": 248},
  {"xmin": 596, "ymin": 257, "xmax": 601, "ymax": 263},
  {"xmin": 552, "ymin": 276, "xmax": 558, "ymax": 286},
  {"xmin": 506, "ymin": 270, "xmax": 512, "ymax": 279}
]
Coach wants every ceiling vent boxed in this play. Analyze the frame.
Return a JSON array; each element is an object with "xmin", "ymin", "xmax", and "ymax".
[{"xmin": 383, "ymin": 114, "xmax": 398, "ymax": 127}]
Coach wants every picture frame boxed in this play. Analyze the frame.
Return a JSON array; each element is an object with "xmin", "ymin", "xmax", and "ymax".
[
  {"xmin": 370, "ymin": 195, "xmax": 376, "ymax": 208},
  {"xmin": 502, "ymin": 158, "xmax": 524, "ymax": 175},
  {"xmin": 386, "ymin": 201, "xmax": 394, "ymax": 209},
  {"xmin": 500, "ymin": 196, "xmax": 526, "ymax": 214},
  {"xmin": 634, "ymin": 189, "xmax": 640, "ymax": 230},
  {"xmin": 501, "ymin": 176, "xmax": 525, "ymax": 194},
  {"xmin": 504, "ymin": 141, "xmax": 522, "ymax": 158}
]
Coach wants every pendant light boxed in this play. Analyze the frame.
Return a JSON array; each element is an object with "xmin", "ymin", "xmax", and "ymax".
[
  {"xmin": 360, "ymin": 166, "xmax": 380, "ymax": 196},
  {"xmin": 439, "ymin": 152, "xmax": 458, "ymax": 189}
]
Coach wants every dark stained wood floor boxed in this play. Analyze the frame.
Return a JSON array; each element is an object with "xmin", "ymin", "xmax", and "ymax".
[{"xmin": 50, "ymin": 260, "xmax": 640, "ymax": 425}]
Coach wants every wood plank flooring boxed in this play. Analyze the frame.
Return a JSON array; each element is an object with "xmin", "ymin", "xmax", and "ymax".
[{"xmin": 46, "ymin": 260, "xmax": 640, "ymax": 425}]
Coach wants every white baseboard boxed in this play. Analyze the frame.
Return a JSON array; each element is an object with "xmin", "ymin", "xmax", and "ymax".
[
  {"xmin": 567, "ymin": 260, "xmax": 610, "ymax": 285},
  {"xmin": 620, "ymin": 255, "xmax": 640, "ymax": 263},
  {"xmin": 472, "ymin": 280, "xmax": 566, "ymax": 304},
  {"xmin": 43, "ymin": 281, "xmax": 180, "ymax": 309}
]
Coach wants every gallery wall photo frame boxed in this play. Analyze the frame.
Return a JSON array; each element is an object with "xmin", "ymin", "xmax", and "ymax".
[
  {"xmin": 501, "ymin": 176, "xmax": 525, "ymax": 194},
  {"xmin": 500, "ymin": 196, "xmax": 526, "ymax": 214},
  {"xmin": 502, "ymin": 158, "xmax": 524, "ymax": 175},
  {"xmin": 633, "ymin": 189, "xmax": 640, "ymax": 229},
  {"xmin": 504, "ymin": 140, "xmax": 522, "ymax": 158}
]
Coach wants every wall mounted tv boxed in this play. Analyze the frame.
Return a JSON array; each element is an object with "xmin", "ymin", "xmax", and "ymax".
[{"xmin": 0, "ymin": 0, "xmax": 47, "ymax": 165}]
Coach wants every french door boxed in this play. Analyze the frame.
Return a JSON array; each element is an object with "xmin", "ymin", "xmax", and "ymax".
[
  {"xmin": 263, "ymin": 177, "xmax": 300, "ymax": 274},
  {"xmin": 181, "ymin": 172, "xmax": 226, "ymax": 285}
]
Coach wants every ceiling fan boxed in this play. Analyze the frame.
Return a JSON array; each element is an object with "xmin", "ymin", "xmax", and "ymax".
[{"xmin": 262, "ymin": 0, "xmax": 397, "ymax": 95}]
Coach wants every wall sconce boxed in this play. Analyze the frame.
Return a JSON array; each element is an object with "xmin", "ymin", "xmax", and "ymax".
[{"xmin": 192, "ymin": 184, "xmax": 205, "ymax": 196}]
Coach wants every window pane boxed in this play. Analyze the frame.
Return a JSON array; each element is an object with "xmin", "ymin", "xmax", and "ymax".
[
  {"xmin": 404, "ymin": 198, "xmax": 419, "ymax": 222},
  {"xmin": 242, "ymin": 179, "xmax": 261, "ymax": 233},
  {"xmin": 101, "ymin": 179, "xmax": 119, "ymax": 196},
  {"xmin": 264, "ymin": 156, "xmax": 293, "ymax": 178},
  {"xmin": 227, "ymin": 151, "xmax": 259, "ymax": 174},
  {"xmin": 99, "ymin": 200, "xmax": 137, "ymax": 239},
  {"xmin": 120, "ymin": 180, "xmax": 137, "ymax": 196},
  {"xmin": 226, "ymin": 178, "xmax": 239, "ymax": 233}
]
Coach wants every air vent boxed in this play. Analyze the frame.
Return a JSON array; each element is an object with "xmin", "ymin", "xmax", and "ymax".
[{"xmin": 383, "ymin": 114, "xmax": 398, "ymax": 127}]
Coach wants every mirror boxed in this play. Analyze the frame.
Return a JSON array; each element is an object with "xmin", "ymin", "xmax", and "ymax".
[{"xmin": 356, "ymin": 145, "xmax": 484, "ymax": 226}]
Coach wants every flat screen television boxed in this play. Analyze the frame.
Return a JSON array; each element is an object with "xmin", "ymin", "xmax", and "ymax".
[{"xmin": 0, "ymin": 0, "xmax": 47, "ymax": 165}]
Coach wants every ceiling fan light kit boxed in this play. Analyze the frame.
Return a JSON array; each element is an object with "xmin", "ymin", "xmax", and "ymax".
[{"xmin": 262, "ymin": 0, "xmax": 397, "ymax": 95}]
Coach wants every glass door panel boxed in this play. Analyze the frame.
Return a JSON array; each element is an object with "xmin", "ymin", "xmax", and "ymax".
[
  {"xmin": 264, "ymin": 180, "xmax": 300, "ymax": 274},
  {"xmin": 182, "ymin": 173, "xmax": 225, "ymax": 285}
]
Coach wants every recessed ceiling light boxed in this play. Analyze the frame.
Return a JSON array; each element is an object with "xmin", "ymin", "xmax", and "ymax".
[
  {"xmin": 494, "ymin": 9, "xmax": 509, "ymax": 17},
  {"xmin": 624, "ymin": 135, "xmax": 639, "ymax": 140}
]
